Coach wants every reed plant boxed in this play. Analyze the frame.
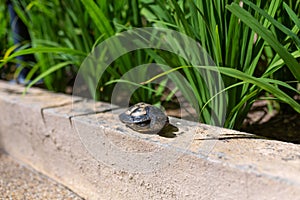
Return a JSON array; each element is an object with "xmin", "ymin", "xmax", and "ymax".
[
  {"xmin": 0, "ymin": 0, "xmax": 299, "ymax": 129},
  {"xmin": 140, "ymin": 0, "xmax": 300, "ymax": 128}
]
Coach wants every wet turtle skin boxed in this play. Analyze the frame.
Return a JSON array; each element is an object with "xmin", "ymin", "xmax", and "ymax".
[{"xmin": 119, "ymin": 102, "xmax": 169, "ymax": 134}]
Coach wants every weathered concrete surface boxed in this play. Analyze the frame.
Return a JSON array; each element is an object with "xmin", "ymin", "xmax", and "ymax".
[{"xmin": 0, "ymin": 80, "xmax": 300, "ymax": 200}]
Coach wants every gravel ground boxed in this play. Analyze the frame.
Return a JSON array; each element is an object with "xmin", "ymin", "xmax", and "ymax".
[{"xmin": 0, "ymin": 150, "xmax": 83, "ymax": 200}]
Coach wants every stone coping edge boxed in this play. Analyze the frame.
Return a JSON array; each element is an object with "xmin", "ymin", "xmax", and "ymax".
[{"xmin": 0, "ymin": 80, "xmax": 299, "ymax": 200}]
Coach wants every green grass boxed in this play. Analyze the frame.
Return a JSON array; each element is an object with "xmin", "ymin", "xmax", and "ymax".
[
  {"xmin": 1, "ymin": 0, "xmax": 299, "ymax": 130},
  {"xmin": 140, "ymin": 0, "xmax": 300, "ymax": 128}
]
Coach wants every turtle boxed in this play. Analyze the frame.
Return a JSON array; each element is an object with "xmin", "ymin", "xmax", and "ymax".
[{"xmin": 119, "ymin": 102, "xmax": 169, "ymax": 134}]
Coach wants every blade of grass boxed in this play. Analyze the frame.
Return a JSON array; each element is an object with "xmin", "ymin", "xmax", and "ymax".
[
  {"xmin": 80, "ymin": 0, "xmax": 114, "ymax": 38},
  {"xmin": 105, "ymin": 79, "xmax": 159, "ymax": 93},
  {"xmin": 283, "ymin": 2, "xmax": 300, "ymax": 29},
  {"xmin": 243, "ymin": 0, "xmax": 300, "ymax": 47},
  {"xmin": 0, "ymin": 47, "xmax": 87, "ymax": 67},
  {"xmin": 24, "ymin": 61, "xmax": 73, "ymax": 93},
  {"xmin": 226, "ymin": 3, "xmax": 300, "ymax": 81},
  {"xmin": 143, "ymin": 65, "xmax": 300, "ymax": 113}
]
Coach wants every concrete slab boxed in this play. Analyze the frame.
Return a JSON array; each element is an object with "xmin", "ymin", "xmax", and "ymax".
[{"xmin": 0, "ymin": 80, "xmax": 300, "ymax": 199}]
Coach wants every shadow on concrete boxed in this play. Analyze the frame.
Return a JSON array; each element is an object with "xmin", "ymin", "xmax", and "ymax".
[
  {"xmin": 196, "ymin": 133, "xmax": 270, "ymax": 141},
  {"xmin": 158, "ymin": 123, "xmax": 179, "ymax": 138}
]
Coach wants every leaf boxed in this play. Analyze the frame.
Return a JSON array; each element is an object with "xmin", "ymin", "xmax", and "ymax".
[
  {"xmin": 226, "ymin": 3, "xmax": 300, "ymax": 81},
  {"xmin": 143, "ymin": 65, "xmax": 300, "ymax": 113},
  {"xmin": 80, "ymin": 0, "xmax": 114, "ymax": 38},
  {"xmin": 0, "ymin": 47, "xmax": 87, "ymax": 67},
  {"xmin": 243, "ymin": 0, "xmax": 300, "ymax": 48},
  {"xmin": 24, "ymin": 61, "xmax": 73, "ymax": 94},
  {"xmin": 283, "ymin": 2, "xmax": 300, "ymax": 29}
]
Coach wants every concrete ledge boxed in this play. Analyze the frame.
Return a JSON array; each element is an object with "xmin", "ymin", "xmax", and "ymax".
[{"xmin": 0, "ymin": 80, "xmax": 299, "ymax": 199}]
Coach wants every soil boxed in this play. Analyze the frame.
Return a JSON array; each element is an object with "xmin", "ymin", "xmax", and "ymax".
[{"xmin": 241, "ymin": 100, "xmax": 300, "ymax": 144}]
